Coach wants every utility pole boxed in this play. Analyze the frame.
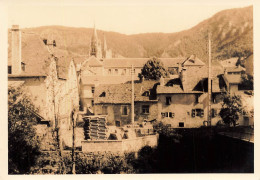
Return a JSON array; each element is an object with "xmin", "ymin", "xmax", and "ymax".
[
  {"xmin": 208, "ymin": 32, "xmax": 212, "ymax": 126},
  {"xmin": 71, "ymin": 109, "xmax": 76, "ymax": 174},
  {"xmin": 131, "ymin": 65, "xmax": 135, "ymax": 125}
]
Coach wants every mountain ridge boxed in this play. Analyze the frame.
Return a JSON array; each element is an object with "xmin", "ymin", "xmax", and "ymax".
[{"xmin": 11, "ymin": 5, "xmax": 253, "ymax": 62}]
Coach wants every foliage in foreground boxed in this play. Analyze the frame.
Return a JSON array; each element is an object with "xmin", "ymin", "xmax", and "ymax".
[
  {"xmin": 8, "ymin": 86, "xmax": 41, "ymax": 174},
  {"xmin": 219, "ymin": 93, "xmax": 242, "ymax": 127}
]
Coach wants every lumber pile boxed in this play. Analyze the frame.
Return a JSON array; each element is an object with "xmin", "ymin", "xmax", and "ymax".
[{"xmin": 83, "ymin": 116, "xmax": 108, "ymax": 140}]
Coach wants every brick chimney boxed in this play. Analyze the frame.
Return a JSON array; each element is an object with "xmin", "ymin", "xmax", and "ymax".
[{"xmin": 11, "ymin": 25, "xmax": 22, "ymax": 75}]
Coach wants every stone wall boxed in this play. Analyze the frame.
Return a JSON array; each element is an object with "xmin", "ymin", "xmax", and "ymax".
[{"xmin": 81, "ymin": 134, "xmax": 159, "ymax": 153}]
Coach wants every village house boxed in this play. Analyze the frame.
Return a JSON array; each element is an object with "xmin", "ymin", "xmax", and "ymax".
[
  {"xmin": 8, "ymin": 25, "xmax": 79, "ymax": 146},
  {"xmin": 157, "ymin": 55, "xmax": 226, "ymax": 128},
  {"xmin": 93, "ymin": 80, "xmax": 158, "ymax": 126}
]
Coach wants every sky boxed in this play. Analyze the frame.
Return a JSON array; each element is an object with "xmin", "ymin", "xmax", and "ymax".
[{"xmin": 5, "ymin": 0, "xmax": 253, "ymax": 35}]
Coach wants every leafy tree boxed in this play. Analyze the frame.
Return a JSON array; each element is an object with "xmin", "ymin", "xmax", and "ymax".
[
  {"xmin": 8, "ymin": 86, "xmax": 40, "ymax": 174},
  {"xmin": 240, "ymin": 73, "xmax": 253, "ymax": 90},
  {"xmin": 219, "ymin": 93, "xmax": 242, "ymax": 127},
  {"xmin": 139, "ymin": 57, "xmax": 168, "ymax": 80}
]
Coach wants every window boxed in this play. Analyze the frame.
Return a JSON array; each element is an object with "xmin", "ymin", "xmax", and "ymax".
[
  {"xmin": 166, "ymin": 96, "xmax": 171, "ymax": 105},
  {"xmin": 169, "ymin": 112, "xmax": 175, "ymax": 118},
  {"xmin": 121, "ymin": 105, "xmax": 128, "ymax": 116},
  {"xmin": 161, "ymin": 112, "xmax": 165, "ymax": 118},
  {"xmin": 8, "ymin": 66, "xmax": 12, "ymax": 74},
  {"xmin": 102, "ymin": 106, "xmax": 108, "ymax": 115},
  {"xmin": 91, "ymin": 100, "xmax": 94, "ymax": 106},
  {"xmin": 91, "ymin": 87, "xmax": 95, "ymax": 93},
  {"xmin": 142, "ymin": 105, "xmax": 150, "ymax": 114},
  {"xmin": 191, "ymin": 109, "xmax": 204, "ymax": 118},
  {"xmin": 211, "ymin": 109, "xmax": 217, "ymax": 117},
  {"xmin": 179, "ymin": 122, "xmax": 184, "ymax": 127},
  {"xmin": 116, "ymin": 121, "xmax": 121, "ymax": 127},
  {"xmin": 108, "ymin": 69, "xmax": 111, "ymax": 74},
  {"xmin": 165, "ymin": 112, "xmax": 169, "ymax": 117},
  {"xmin": 115, "ymin": 69, "xmax": 118, "ymax": 75}
]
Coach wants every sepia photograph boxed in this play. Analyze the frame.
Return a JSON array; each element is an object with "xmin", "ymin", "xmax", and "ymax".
[{"xmin": 1, "ymin": 0, "xmax": 257, "ymax": 177}]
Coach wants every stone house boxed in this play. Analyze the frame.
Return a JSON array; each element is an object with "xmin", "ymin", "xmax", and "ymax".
[
  {"xmin": 8, "ymin": 25, "xmax": 79, "ymax": 145},
  {"xmin": 94, "ymin": 80, "xmax": 158, "ymax": 126},
  {"xmin": 157, "ymin": 56, "xmax": 226, "ymax": 128}
]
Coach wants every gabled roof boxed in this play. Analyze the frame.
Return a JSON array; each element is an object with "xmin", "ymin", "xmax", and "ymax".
[
  {"xmin": 94, "ymin": 80, "xmax": 158, "ymax": 104},
  {"xmin": 182, "ymin": 55, "xmax": 205, "ymax": 66},
  {"xmin": 83, "ymin": 56, "xmax": 103, "ymax": 67},
  {"xmin": 220, "ymin": 57, "xmax": 239, "ymax": 68},
  {"xmin": 157, "ymin": 78, "xmax": 203, "ymax": 94},
  {"xmin": 225, "ymin": 65, "xmax": 245, "ymax": 73},
  {"xmin": 8, "ymin": 29, "xmax": 74, "ymax": 79},
  {"xmin": 8, "ymin": 32, "xmax": 52, "ymax": 77}
]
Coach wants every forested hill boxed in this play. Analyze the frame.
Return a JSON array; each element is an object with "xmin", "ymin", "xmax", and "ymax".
[{"xmin": 17, "ymin": 6, "xmax": 252, "ymax": 62}]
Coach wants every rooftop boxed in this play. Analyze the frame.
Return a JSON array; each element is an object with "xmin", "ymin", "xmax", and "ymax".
[{"xmin": 94, "ymin": 80, "xmax": 158, "ymax": 104}]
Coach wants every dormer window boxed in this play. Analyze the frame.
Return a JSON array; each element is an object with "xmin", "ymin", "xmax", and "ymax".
[
  {"xmin": 143, "ymin": 91, "xmax": 150, "ymax": 96},
  {"xmin": 100, "ymin": 91, "xmax": 106, "ymax": 97}
]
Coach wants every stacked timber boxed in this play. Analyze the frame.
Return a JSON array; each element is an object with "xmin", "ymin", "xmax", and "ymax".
[{"xmin": 83, "ymin": 116, "xmax": 108, "ymax": 140}]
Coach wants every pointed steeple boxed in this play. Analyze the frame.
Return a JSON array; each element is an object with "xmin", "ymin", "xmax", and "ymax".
[
  {"xmin": 90, "ymin": 22, "xmax": 102, "ymax": 58},
  {"xmin": 91, "ymin": 22, "xmax": 98, "ymax": 42}
]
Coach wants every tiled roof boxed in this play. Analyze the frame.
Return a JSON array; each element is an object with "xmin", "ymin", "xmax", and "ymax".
[
  {"xmin": 103, "ymin": 58, "xmax": 185, "ymax": 68},
  {"xmin": 80, "ymin": 75, "xmax": 139, "ymax": 85},
  {"xmin": 8, "ymin": 30, "xmax": 73, "ymax": 79},
  {"xmin": 157, "ymin": 78, "xmax": 203, "ymax": 94},
  {"xmin": 220, "ymin": 57, "xmax": 239, "ymax": 68},
  {"xmin": 94, "ymin": 80, "xmax": 158, "ymax": 104},
  {"xmin": 84, "ymin": 56, "xmax": 103, "ymax": 67},
  {"xmin": 8, "ymin": 32, "xmax": 52, "ymax": 77},
  {"xmin": 182, "ymin": 55, "xmax": 205, "ymax": 66},
  {"xmin": 225, "ymin": 66, "xmax": 245, "ymax": 73}
]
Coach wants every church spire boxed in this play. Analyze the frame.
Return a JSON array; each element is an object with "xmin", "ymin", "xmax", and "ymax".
[{"xmin": 90, "ymin": 23, "xmax": 102, "ymax": 58}]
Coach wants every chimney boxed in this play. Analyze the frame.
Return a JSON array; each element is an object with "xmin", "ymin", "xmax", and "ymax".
[
  {"xmin": 11, "ymin": 25, "xmax": 22, "ymax": 75},
  {"xmin": 160, "ymin": 77, "xmax": 165, "ymax": 86}
]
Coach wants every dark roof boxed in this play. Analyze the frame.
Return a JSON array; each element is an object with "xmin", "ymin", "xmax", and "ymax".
[{"xmin": 94, "ymin": 80, "xmax": 158, "ymax": 104}]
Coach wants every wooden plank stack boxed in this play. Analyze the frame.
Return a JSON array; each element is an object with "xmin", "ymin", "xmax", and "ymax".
[{"xmin": 83, "ymin": 116, "xmax": 108, "ymax": 140}]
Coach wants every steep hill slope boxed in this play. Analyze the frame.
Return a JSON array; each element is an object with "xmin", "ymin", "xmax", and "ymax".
[{"xmin": 10, "ymin": 6, "xmax": 252, "ymax": 62}]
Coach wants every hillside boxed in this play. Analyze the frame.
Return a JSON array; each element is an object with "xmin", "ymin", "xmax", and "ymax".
[{"xmin": 11, "ymin": 6, "xmax": 253, "ymax": 62}]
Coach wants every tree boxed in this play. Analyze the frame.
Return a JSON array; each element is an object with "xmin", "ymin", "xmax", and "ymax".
[
  {"xmin": 139, "ymin": 57, "xmax": 168, "ymax": 80},
  {"xmin": 8, "ymin": 86, "xmax": 40, "ymax": 174},
  {"xmin": 240, "ymin": 73, "xmax": 253, "ymax": 90},
  {"xmin": 219, "ymin": 93, "xmax": 242, "ymax": 127}
]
